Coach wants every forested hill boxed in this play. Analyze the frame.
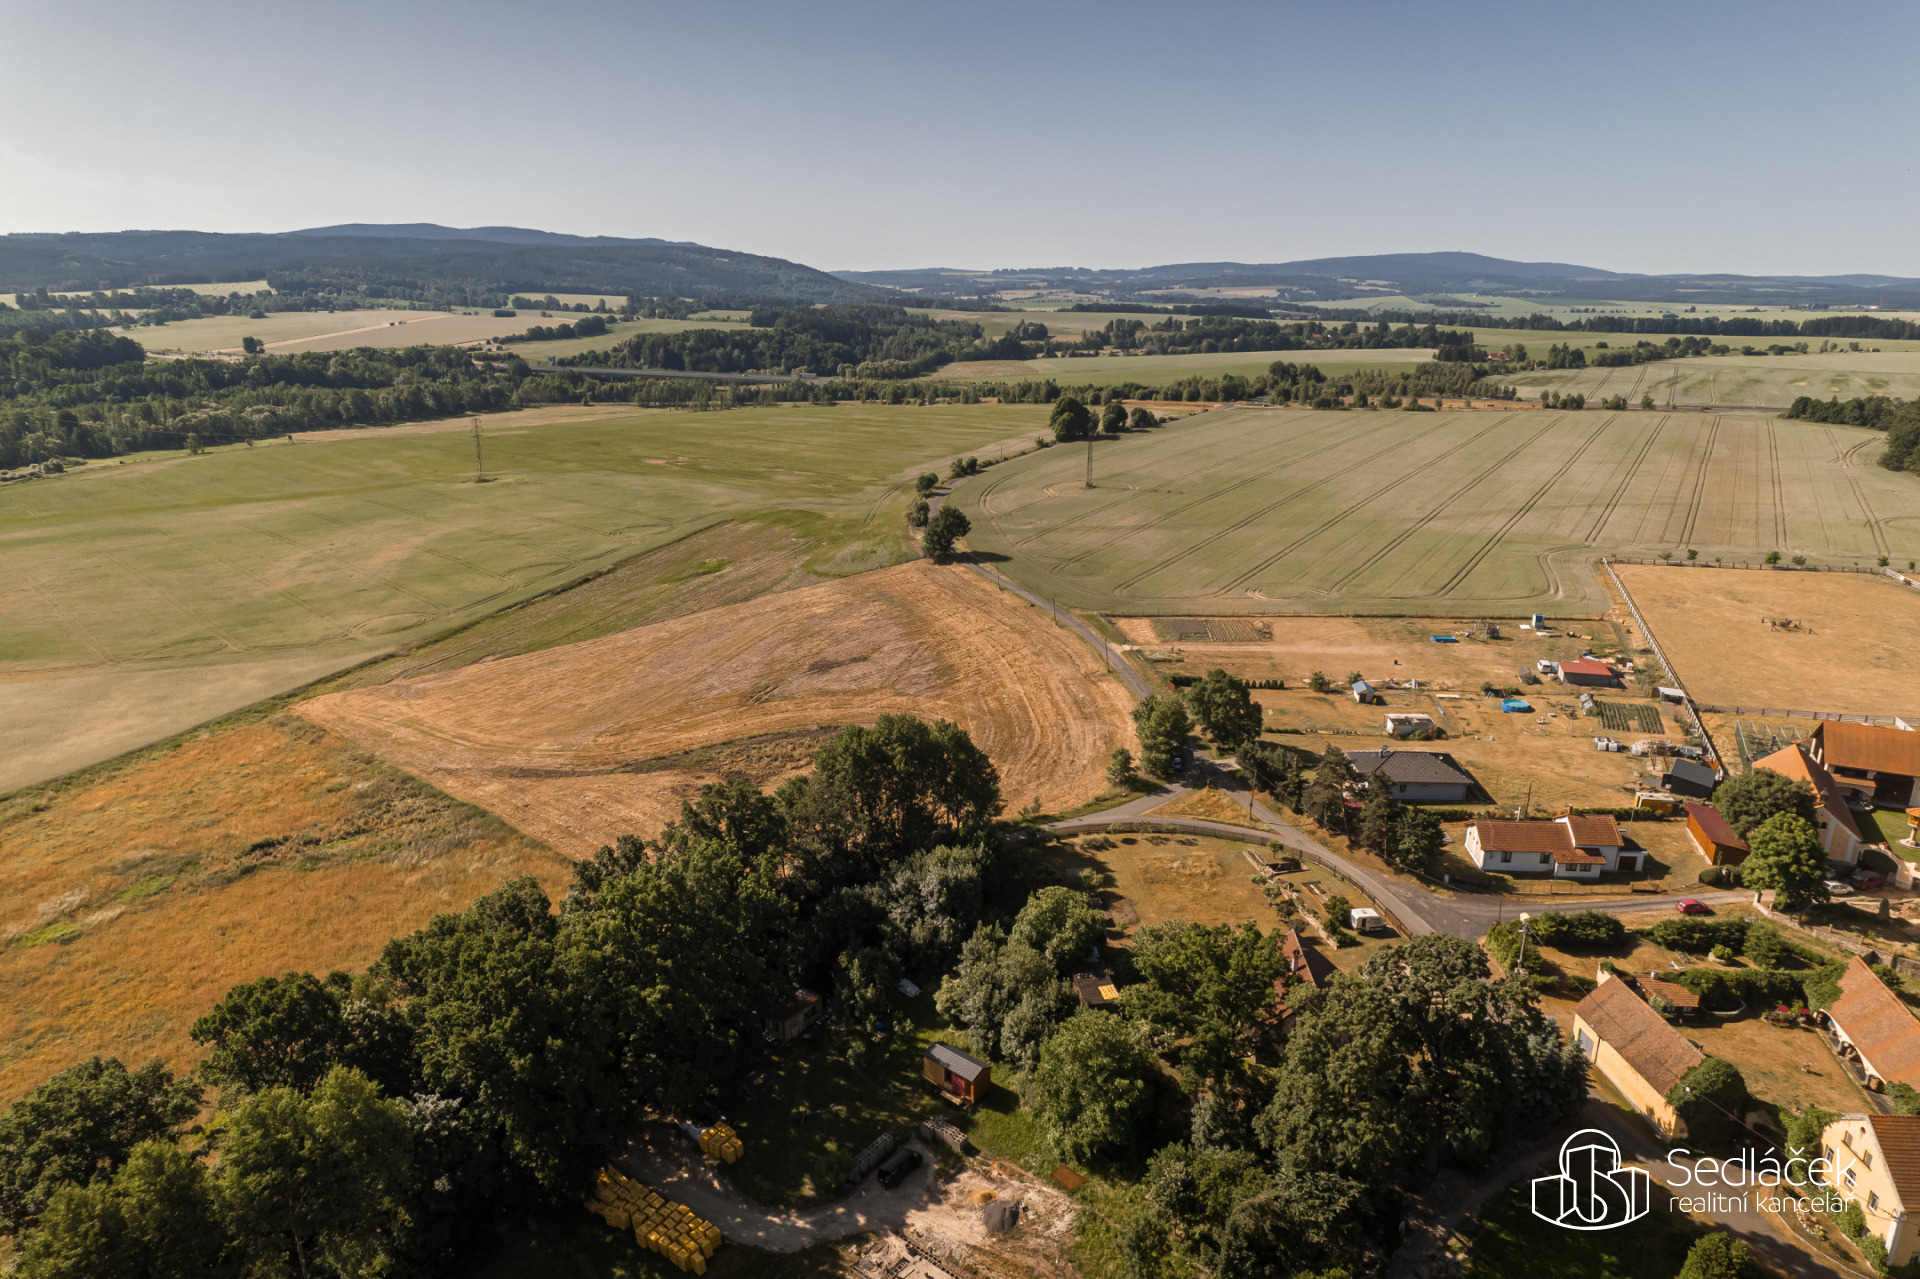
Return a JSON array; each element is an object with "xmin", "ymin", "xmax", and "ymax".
[
  {"xmin": 837, "ymin": 252, "xmax": 1920, "ymax": 308},
  {"xmin": 0, "ymin": 226, "xmax": 888, "ymax": 303}
]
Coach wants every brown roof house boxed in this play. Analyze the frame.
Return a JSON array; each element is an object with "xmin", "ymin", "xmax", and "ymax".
[
  {"xmin": 1684, "ymin": 802, "xmax": 1749, "ymax": 866},
  {"xmin": 763, "ymin": 989, "xmax": 824, "ymax": 1045},
  {"xmin": 1811, "ymin": 722, "xmax": 1920, "ymax": 808},
  {"xmin": 1072, "ymin": 972, "xmax": 1122, "ymax": 1012},
  {"xmin": 1817, "ymin": 1113, "xmax": 1920, "ymax": 1265},
  {"xmin": 1826, "ymin": 957, "xmax": 1920, "ymax": 1093},
  {"xmin": 1751, "ymin": 744, "xmax": 1869, "ymax": 865},
  {"xmin": 1465, "ymin": 815, "xmax": 1638, "ymax": 879},
  {"xmin": 1571, "ymin": 971, "xmax": 1705, "ymax": 1137},
  {"xmin": 1274, "ymin": 928, "xmax": 1336, "ymax": 1039}
]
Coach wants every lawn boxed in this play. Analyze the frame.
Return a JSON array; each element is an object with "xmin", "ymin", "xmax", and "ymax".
[
  {"xmin": 955, "ymin": 408, "xmax": 1915, "ymax": 616},
  {"xmin": 1465, "ymin": 1180, "xmax": 1706, "ymax": 1278},
  {"xmin": 1866, "ymin": 807, "xmax": 1915, "ymax": 849},
  {"xmin": 0, "ymin": 401, "xmax": 1052, "ymax": 792}
]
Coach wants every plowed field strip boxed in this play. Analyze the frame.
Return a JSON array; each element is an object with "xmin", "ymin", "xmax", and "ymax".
[
  {"xmin": 1677, "ymin": 416, "xmax": 1722, "ymax": 546},
  {"xmin": 1829, "ymin": 430, "xmax": 1891, "ymax": 556}
]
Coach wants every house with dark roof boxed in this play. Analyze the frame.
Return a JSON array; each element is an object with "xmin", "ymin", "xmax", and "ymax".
[
  {"xmin": 1811, "ymin": 722, "xmax": 1920, "ymax": 808},
  {"xmin": 1571, "ymin": 972, "xmax": 1705, "ymax": 1137},
  {"xmin": 1826, "ymin": 957, "xmax": 1920, "ymax": 1092},
  {"xmin": 1346, "ymin": 747, "xmax": 1479, "ymax": 802},
  {"xmin": 1464, "ymin": 815, "xmax": 1637, "ymax": 878},
  {"xmin": 1818, "ymin": 1113, "xmax": 1920, "ymax": 1265},
  {"xmin": 1684, "ymin": 802, "xmax": 1748, "ymax": 865},
  {"xmin": 1752, "ymin": 743, "xmax": 1869, "ymax": 864}
]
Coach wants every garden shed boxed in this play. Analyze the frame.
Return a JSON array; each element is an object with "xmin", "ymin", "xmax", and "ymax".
[{"xmin": 923, "ymin": 1043, "xmax": 991, "ymax": 1106}]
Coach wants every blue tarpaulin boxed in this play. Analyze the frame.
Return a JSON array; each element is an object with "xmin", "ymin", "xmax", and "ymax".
[{"xmin": 1430, "ymin": 634, "xmax": 1459, "ymax": 643}]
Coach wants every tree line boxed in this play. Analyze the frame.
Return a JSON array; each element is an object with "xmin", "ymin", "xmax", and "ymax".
[{"xmin": 1329, "ymin": 307, "xmax": 1920, "ymax": 341}]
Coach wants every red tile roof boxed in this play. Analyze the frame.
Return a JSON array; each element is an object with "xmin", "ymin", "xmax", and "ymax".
[
  {"xmin": 1753, "ymin": 745, "xmax": 1867, "ymax": 844},
  {"xmin": 1626, "ymin": 974, "xmax": 1702, "ymax": 1010},
  {"xmin": 1559, "ymin": 658, "xmax": 1616, "ymax": 678},
  {"xmin": 1470, "ymin": 820, "xmax": 1575, "ymax": 855},
  {"xmin": 1868, "ymin": 1115, "xmax": 1920, "ymax": 1207},
  {"xmin": 1574, "ymin": 976, "xmax": 1705, "ymax": 1096},
  {"xmin": 1818, "ymin": 722, "xmax": 1920, "ymax": 778},
  {"xmin": 1829, "ymin": 958, "xmax": 1920, "ymax": 1088},
  {"xmin": 1561, "ymin": 814, "xmax": 1623, "ymax": 847},
  {"xmin": 1279, "ymin": 927, "xmax": 1336, "ymax": 989}
]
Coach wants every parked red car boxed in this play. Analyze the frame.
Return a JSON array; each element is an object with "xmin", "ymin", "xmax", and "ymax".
[{"xmin": 1676, "ymin": 898, "xmax": 1711, "ymax": 915}]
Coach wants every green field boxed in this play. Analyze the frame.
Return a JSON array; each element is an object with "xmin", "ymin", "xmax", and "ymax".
[
  {"xmin": 507, "ymin": 313, "xmax": 753, "ymax": 359},
  {"xmin": 1520, "ymin": 348, "xmax": 1920, "ymax": 408},
  {"xmin": 0, "ymin": 402, "xmax": 1048, "ymax": 791},
  {"xmin": 956, "ymin": 407, "xmax": 1919, "ymax": 616},
  {"xmin": 932, "ymin": 346, "xmax": 1435, "ymax": 387}
]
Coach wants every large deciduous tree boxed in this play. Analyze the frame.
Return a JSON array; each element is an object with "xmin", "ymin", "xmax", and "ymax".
[
  {"xmin": 0, "ymin": 1058, "xmax": 201, "ymax": 1236},
  {"xmin": 1186, "ymin": 669, "xmax": 1264, "ymax": 751},
  {"xmin": 1050, "ymin": 396, "xmax": 1093, "ymax": 442},
  {"xmin": 1132, "ymin": 694, "xmax": 1193, "ymax": 777},
  {"xmin": 1034, "ymin": 1010, "xmax": 1160, "ymax": 1164},
  {"xmin": 1740, "ymin": 813, "xmax": 1829, "ymax": 909},
  {"xmin": 1711, "ymin": 768, "xmax": 1816, "ymax": 839}
]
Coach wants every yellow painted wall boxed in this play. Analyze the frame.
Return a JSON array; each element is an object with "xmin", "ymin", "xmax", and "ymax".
[
  {"xmin": 1820, "ymin": 1118, "xmax": 1920, "ymax": 1265},
  {"xmin": 1574, "ymin": 1012, "xmax": 1684, "ymax": 1137}
]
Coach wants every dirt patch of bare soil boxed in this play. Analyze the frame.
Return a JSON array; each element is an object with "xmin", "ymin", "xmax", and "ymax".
[
  {"xmin": 1614, "ymin": 564, "xmax": 1920, "ymax": 716},
  {"xmin": 300, "ymin": 563, "xmax": 1137, "ymax": 855},
  {"xmin": 0, "ymin": 716, "xmax": 565, "ymax": 1102}
]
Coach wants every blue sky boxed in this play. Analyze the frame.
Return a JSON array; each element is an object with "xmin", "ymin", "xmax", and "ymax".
[{"xmin": 3, "ymin": 1, "xmax": 1916, "ymax": 275}]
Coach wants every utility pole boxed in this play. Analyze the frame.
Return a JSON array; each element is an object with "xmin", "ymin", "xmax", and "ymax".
[
  {"xmin": 1085, "ymin": 431, "xmax": 1094, "ymax": 488},
  {"xmin": 470, "ymin": 416, "xmax": 483, "ymax": 483}
]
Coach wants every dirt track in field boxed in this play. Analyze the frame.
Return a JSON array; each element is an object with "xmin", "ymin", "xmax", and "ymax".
[{"xmin": 299, "ymin": 562, "xmax": 1136, "ymax": 855}]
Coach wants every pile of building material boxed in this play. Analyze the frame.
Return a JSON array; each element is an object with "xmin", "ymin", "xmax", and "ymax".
[
  {"xmin": 585, "ymin": 1166, "xmax": 722, "ymax": 1273},
  {"xmin": 694, "ymin": 1122, "xmax": 743, "ymax": 1163}
]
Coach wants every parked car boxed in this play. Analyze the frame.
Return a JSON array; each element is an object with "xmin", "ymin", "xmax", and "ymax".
[
  {"xmin": 1676, "ymin": 899, "xmax": 1711, "ymax": 915},
  {"xmin": 1853, "ymin": 869, "xmax": 1887, "ymax": 890},
  {"xmin": 876, "ymin": 1147, "xmax": 924, "ymax": 1189},
  {"xmin": 1825, "ymin": 879, "xmax": 1856, "ymax": 897}
]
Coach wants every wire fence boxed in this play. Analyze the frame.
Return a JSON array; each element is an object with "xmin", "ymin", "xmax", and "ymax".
[{"xmin": 1602, "ymin": 558, "xmax": 1725, "ymax": 778}]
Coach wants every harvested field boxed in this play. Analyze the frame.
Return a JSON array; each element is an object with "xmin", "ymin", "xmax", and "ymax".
[
  {"xmin": 299, "ymin": 562, "xmax": 1136, "ymax": 855},
  {"xmin": 1523, "ymin": 349, "xmax": 1920, "ymax": 409},
  {"xmin": 960, "ymin": 408, "xmax": 1916, "ymax": 615},
  {"xmin": 2, "ymin": 400, "xmax": 1045, "ymax": 790},
  {"xmin": 929, "ymin": 346, "xmax": 1430, "ymax": 388},
  {"xmin": 0, "ymin": 715, "xmax": 564, "ymax": 1102},
  {"xmin": 1616, "ymin": 564, "xmax": 1920, "ymax": 717}
]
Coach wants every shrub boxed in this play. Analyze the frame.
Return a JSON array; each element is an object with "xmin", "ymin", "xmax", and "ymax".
[
  {"xmin": 1803, "ymin": 962, "xmax": 1847, "ymax": 1011},
  {"xmin": 1710, "ymin": 945, "xmax": 1736, "ymax": 964},
  {"xmin": 1649, "ymin": 916, "xmax": 1750, "ymax": 953},
  {"xmin": 1838, "ymin": 1198, "xmax": 1867, "ymax": 1239},
  {"xmin": 1741, "ymin": 925, "xmax": 1791, "ymax": 967},
  {"xmin": 1529, "ymin": 910, "xmax": 1626, "ymax": 949}
]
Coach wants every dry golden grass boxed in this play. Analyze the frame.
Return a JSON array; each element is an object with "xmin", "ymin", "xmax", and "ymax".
[
  {"xmin": 0, "ymin": 716, "xmax": 567, "ymax": 1102},
  {"xmin": 1144, "ymin": 787, "xmax": 1261, "ymax": 826},
  {"xmin": 299, "ymin": 562, "xmax": 1138, "ymax": 856},
  {"xmin": 1615, "ymin": 564, "xmax": 1920, "ymax": 716}
]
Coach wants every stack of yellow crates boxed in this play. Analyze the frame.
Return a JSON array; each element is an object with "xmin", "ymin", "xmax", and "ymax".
[
  {"xmin": 584, "ymin": 1166, "xmax": 722, "ymax": 1274},
  {"xmin": 697, "ymin": 1124, "xmax": 744, "ymax": 1164}
]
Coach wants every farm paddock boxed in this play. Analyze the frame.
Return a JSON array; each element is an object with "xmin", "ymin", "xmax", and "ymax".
[
  {"xmin": 299, "ymin": 562, "xmax": 1137, "ymax": 856},
  {"xmin": 1614, "ymin": 564, "xmax": 1920, "ymax": 719},
  {"xmin": 959, "ymin": 408, "xmax": 1914, "ymax": 616}
]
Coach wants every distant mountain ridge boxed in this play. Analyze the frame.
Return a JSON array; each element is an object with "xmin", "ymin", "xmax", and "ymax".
[
  {"xmin": 834, "ymin": 251, "xmax": 1920, "ymax": 307},
  {"xmin": 0, "ymin": 224, "xmax": 883, "ymax": 302}
]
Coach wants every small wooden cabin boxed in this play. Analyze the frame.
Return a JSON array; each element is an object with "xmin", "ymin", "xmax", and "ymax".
[
  {"xmin": 923, "ymin": 1042, "xmax": 991, "ymax": 1106},
  {"xmin": 763, "ymin": 989, "xmax": 824, "ymax": 1045}
]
